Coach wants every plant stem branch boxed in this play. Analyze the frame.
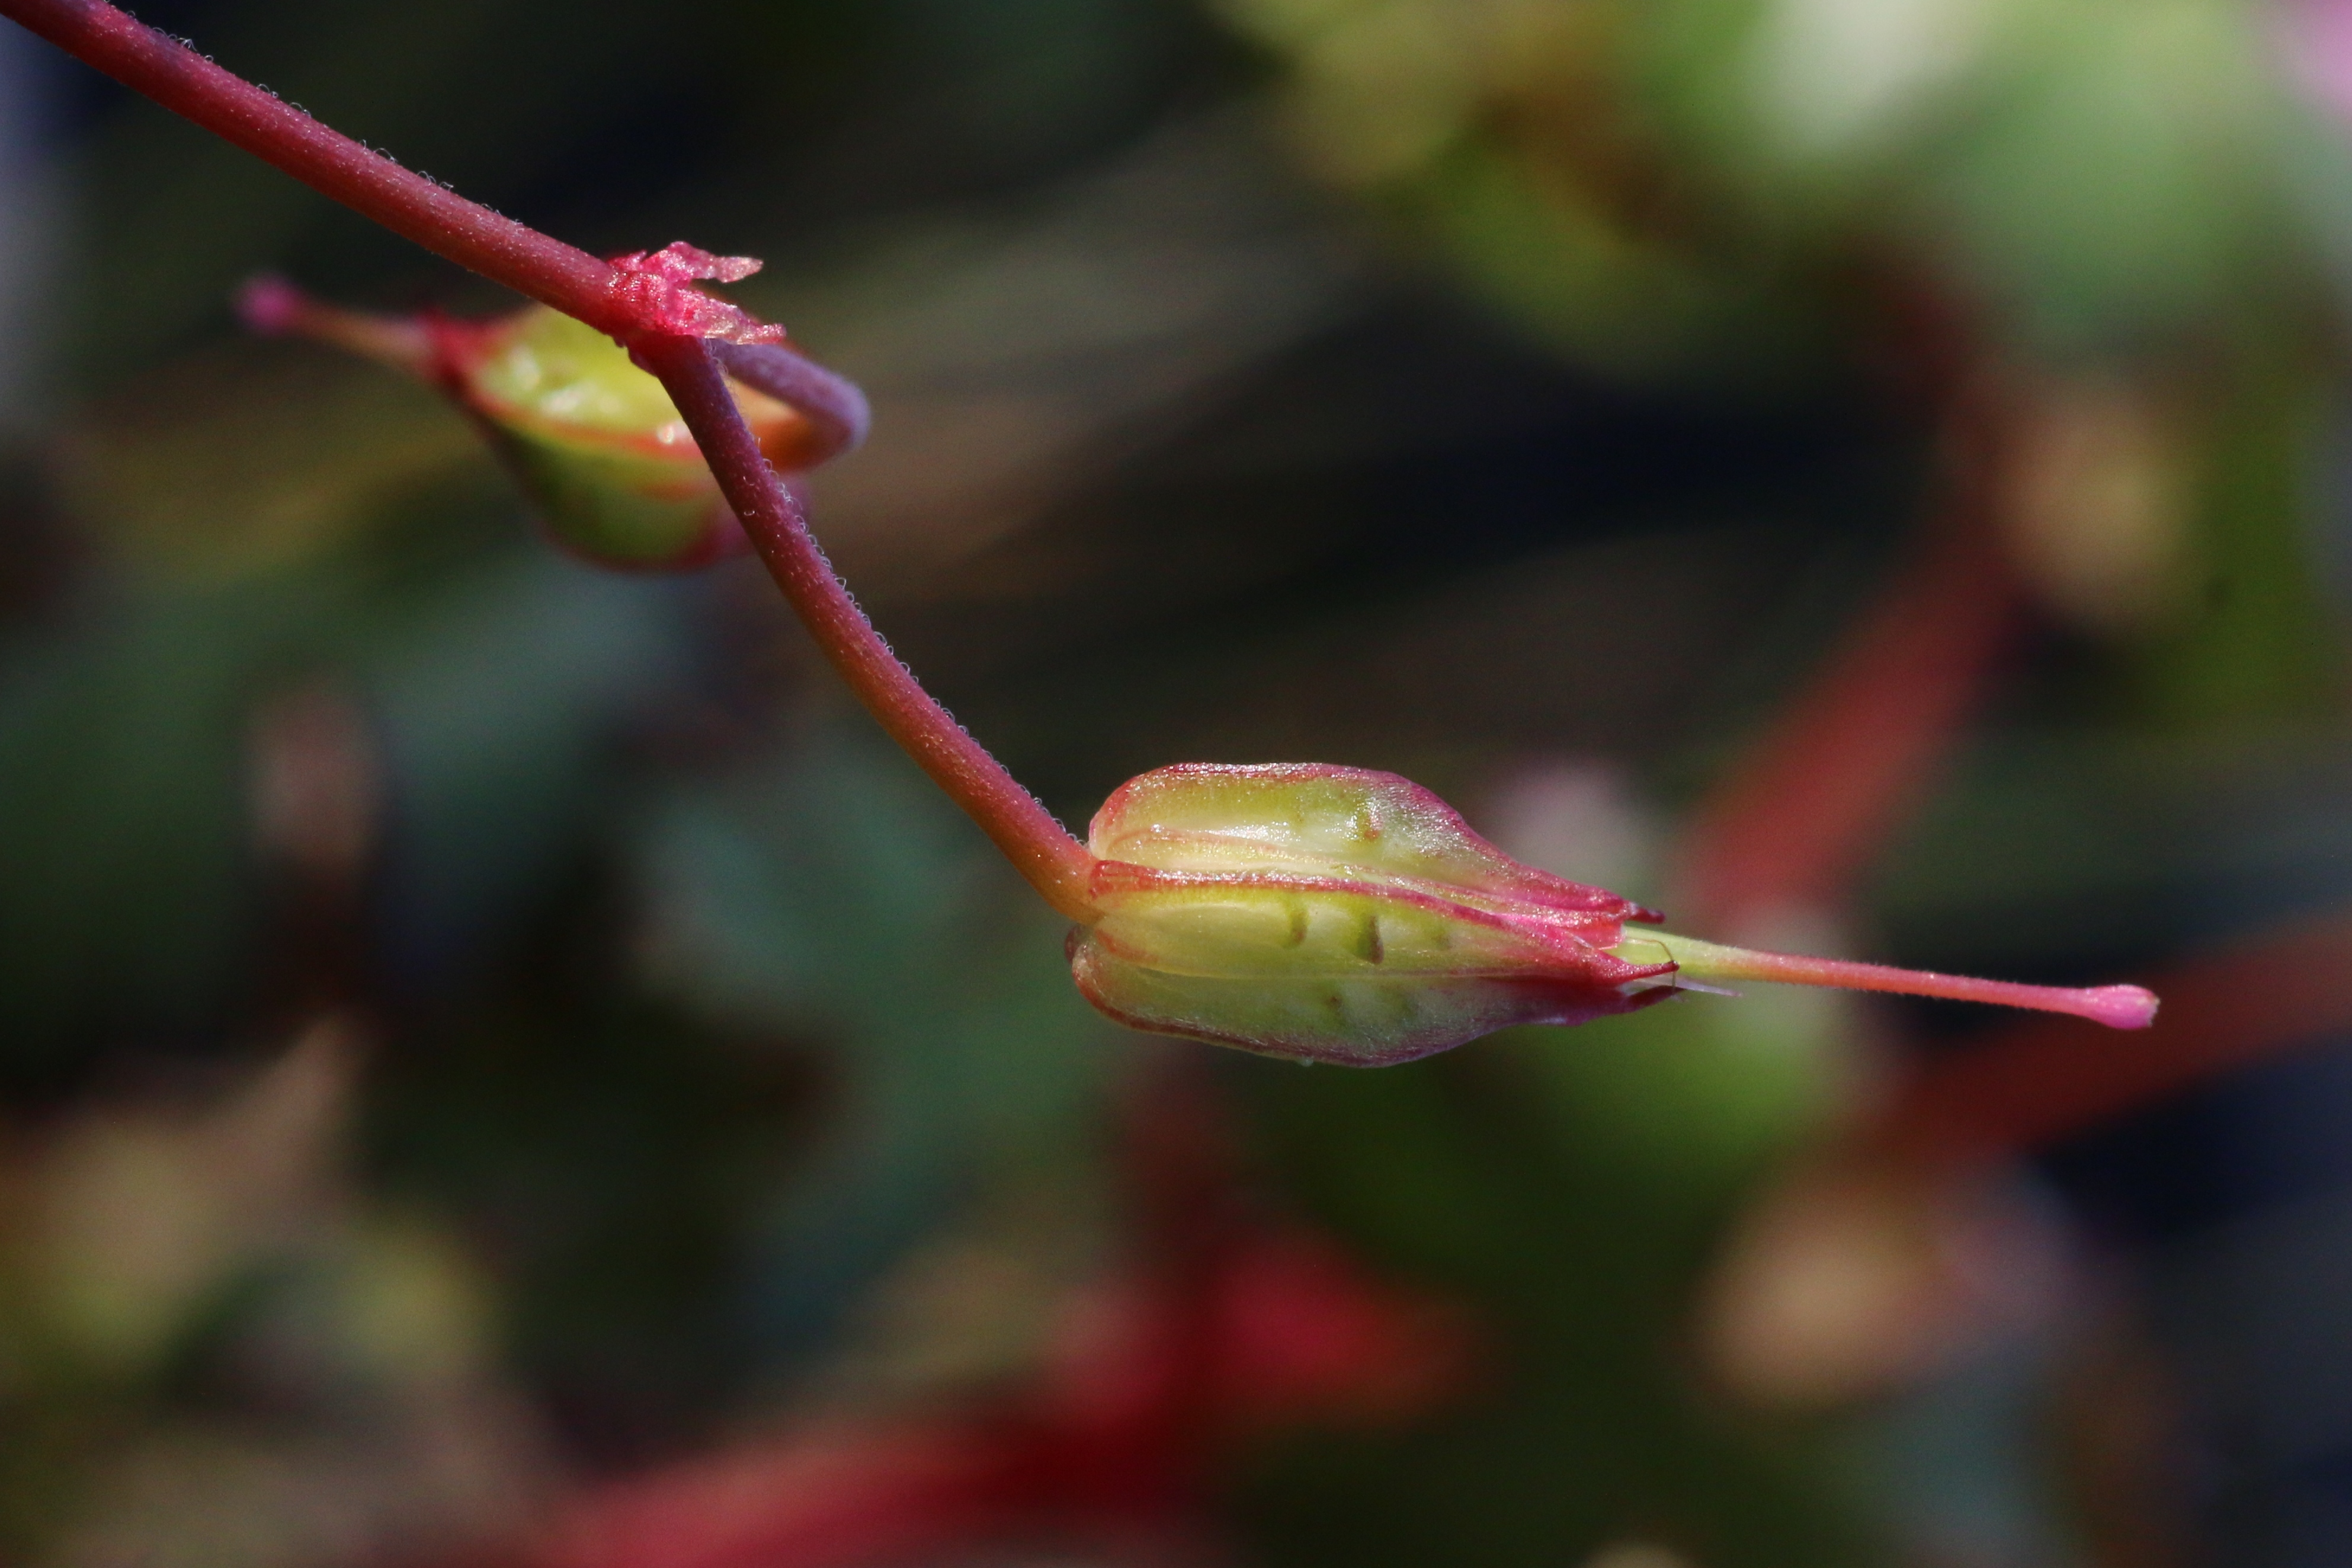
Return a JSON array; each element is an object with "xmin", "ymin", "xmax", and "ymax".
[
  {"xmin": 712, "ymin": 340, "xmax": 871, "ymax": 469},
  {"xmin": 0, "ymin": 0, "xmax": 624, "ymax": 329},
  {"xmin": 640, "ymin": 335, "xmax": 1097, "ymax": 919},
  {"xmin": 2, "ymin": 0, "xmax": 1099, "ymax": 919}
]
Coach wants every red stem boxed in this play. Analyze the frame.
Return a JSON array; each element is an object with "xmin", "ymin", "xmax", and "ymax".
[
  {"xmin": 0, "ymin": 0, "xmax": 626, "ymax": 331},
  {"xmin": 1, "ymin": 0, "xmax": 1098, "ymax": 921},
  {"xmin": 640, "ymin": 336, "xmax": 1096, "ymax": 918},
  {"xmin": 711, "ymin": 340, "xmax": 872, "ymax": 469}
]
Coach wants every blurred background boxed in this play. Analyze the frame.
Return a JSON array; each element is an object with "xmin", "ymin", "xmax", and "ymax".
[{"xmin": 5, "ymin": 1, "xmax": 2352, "ymax": 1563}]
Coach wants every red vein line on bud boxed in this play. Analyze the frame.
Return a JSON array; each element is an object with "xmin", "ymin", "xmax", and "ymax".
[
  {"xmin": 1611, "ymin": 931, "xmax": 2159, "ymax": 1030},
  {"xmin": 637, "ymin": 335, "xmax": 1097, "ymax": 921}
]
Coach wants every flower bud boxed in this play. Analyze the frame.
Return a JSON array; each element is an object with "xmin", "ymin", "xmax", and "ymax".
[
  {"xmin": 433, "ymin": 304, "xmax": 810, "ymax": 569},
  {"xmin": 1067, "ymin": 763, "xmax": 2158, "ymax": 1066},
  {"xmin": 1068, "ymin": 764, "xmax": 1680, "ymax": 1066},
  {"xmin": 239, "ymin": 274, "xmax": 835, "ymax": 571}
]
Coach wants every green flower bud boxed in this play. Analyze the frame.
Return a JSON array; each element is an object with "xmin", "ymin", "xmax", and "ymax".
[
  {"xmin": 1068, "ymin": 764, "xmax": 1678, "ymax": 1066},
  {"xmin": 1066, "ymin": 763, "xmax": 2158, "ymax": 1066},
  {"xmin": 239, "ymin": 262, "xmax": 863, "ymax": 571},
  {"xmin": 440, "ymin": 305, "xmax": 804, "ymax": 569}
]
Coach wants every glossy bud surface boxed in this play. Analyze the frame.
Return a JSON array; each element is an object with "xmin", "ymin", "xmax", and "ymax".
[
  {"xmin": 1069, "ymin": 764, "xmax": 1677, "ymax": 1066},
  {"xmin": 446, "ymin": 307, "xmax": 812, "ymax": 569}
]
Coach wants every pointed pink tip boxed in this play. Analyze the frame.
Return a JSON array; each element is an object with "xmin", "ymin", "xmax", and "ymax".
[
  {"xmin": 2074, "ymin": 985, "xmax": 2159, "ymax": 1030},
  {"xmin": 236, "ymin": 273, "xmax": 305, "ymax": 336}
]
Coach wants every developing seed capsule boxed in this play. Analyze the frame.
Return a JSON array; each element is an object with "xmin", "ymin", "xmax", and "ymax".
[
  {"xmin": 1069, "ymin": 764, "xmax": 1682, "ymax": 1066},
  {"xmin": 431, "ymin": 305, "xmax": 809, "ymax": 569},
  {"xmin": 1068, "ymin": 763, "xmax": 2157, "ymax": 1066},
  {"xmin": 239, "ymin": 256, "xmax": 865, "ymax": 571}
]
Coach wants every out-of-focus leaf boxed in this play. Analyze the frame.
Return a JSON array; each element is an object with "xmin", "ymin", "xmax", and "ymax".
[
  {"xmin": 1217, "ymin": 0, "xmax": 1816, "ymax": 381},
  {"xmin": 1226, "ymin": 0, "xmax": 2352, "ymax": 374},
  {"xmin": 2129, "ymin": 354, "xmax": 2347, "ymax": 726},
  {"xmin": 1398, "ymin": 139, "xmax": 1810, "ymax": 378},
  {"xmin": 636, "ymin": 714, "xmax": 1126, "ymax": 1366},
  {"xmin": 363, "ymin": 545, "xmax": 699, "ymax": 994},
  {"xmin": 1232, "ymin": 993, "xmax": 1870, "ymax": 1568},
  {"xmin": 0, "ymin": 464, "xmax": 704, "ymax": 1071},
  {"xmin": 1917, "ymin": 0, "xmax": 2304, "ymax": 352},
  {"xmin": 0, "ymin": 576, "xmax": 308, "ymax": 1072}
]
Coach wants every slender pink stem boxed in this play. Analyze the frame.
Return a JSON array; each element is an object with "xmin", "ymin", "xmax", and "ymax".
[
  {"xmin": 1, "ymin": 0, "xmax": 1099, "ymax": 921},
  {"xmin": 1614, "ymin": 932, "xmax": 2157, "ymax": 1030},
  {"xmin": 639, "ymin": 336, "xmax": 1097, "ymax": 919},
  {"xmin": 0, "ymin": 0, "xmax": 627, "ymax": 332}
]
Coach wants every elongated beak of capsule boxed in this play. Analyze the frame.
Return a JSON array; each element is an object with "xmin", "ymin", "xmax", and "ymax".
[
  {"xmin": 1604, "ymin": 931, "xmax": 2158, "ymax": 1031},
  {"xmin": 1066, "ymin": 763, "xmax": 2158, "ymax": 1067}
]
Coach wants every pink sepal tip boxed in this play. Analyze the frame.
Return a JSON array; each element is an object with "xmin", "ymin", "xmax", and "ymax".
[{"xmin": 235, "ymin": 272, "xmax": 306, "ymax": 336}]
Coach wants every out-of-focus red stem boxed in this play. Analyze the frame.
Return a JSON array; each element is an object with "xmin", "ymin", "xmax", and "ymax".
[
  {"xmin": 1879, "ymin": 912, "xmax": 2352, "ymax": 1159},
  {"xmin": 1674, "ymin": 385, "xmax": 2020, "ymax": 931},
  {"xmin": 444, "ymin": 1063, "xmax": 1466, "ymax": 1568},
  {"xmin": 0, "ymin": 0, "xmax": 627, "ymax": 331},
  {"xmin": 504, "ymin": 1422, "xmax": 1043, "ymax": 1568},
  {"xmin": 641, "ymin": 336, "xmax": 1097, "ymax": 919}
]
